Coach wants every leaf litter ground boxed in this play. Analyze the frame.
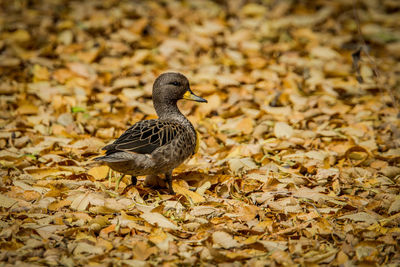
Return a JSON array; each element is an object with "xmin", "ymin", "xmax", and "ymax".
[{"xmin": 0, "ymin": 0, "xmax": 399, "ymax": 266}]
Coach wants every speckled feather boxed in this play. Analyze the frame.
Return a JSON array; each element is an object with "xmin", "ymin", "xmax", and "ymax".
[{"xmin": 95, "ymin": 119, "xmax": 197, "ymax": 175}]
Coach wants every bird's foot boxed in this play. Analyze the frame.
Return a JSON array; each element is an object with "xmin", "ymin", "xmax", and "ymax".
[
  {"xmin": 131, "ymin": 176, "xmax": 137, "ymax": 185},
  {"xmin": 165, "ymin": 172, "xmax": 175, "ymax": 195},
  {"xmin": 168, "ymin": 186, "xmax": 175, "ymax": 195}
]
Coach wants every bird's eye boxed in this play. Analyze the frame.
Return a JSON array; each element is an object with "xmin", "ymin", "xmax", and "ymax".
[{"xmin": 170, "ymin": 81, "xmax": 180, "ymax": 86}]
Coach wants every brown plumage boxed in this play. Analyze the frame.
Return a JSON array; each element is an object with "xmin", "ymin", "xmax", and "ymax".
[{"xmin": 94, "ymin": 72, "xmax": 207, "ymax": 194}]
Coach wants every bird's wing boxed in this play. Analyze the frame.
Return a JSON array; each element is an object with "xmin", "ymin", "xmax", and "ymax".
[{"xmin": 102, "ymin": 120, "xmax": 180, "ymax": 155}]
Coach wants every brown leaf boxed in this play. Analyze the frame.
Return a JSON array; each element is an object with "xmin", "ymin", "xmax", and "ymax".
[
  {"xmin": 132, "ymin": 241, "xmax": 158, "ymax": 261},
  {"xmin": 140, "ymin": 212, "xmax": 179, "ymax": 230},
  {"xmin": 212, "ymin": 231, "xmax": 240, "ymax": 249},
  {"xmin": 172, "ymin": 180, "xmax": 205, "ymax": 204},
  {"xmin": 0, "ymin": 194, "xmax": 17, "ymax": 208},
  {"xmin": 274, "ymin": 122, "xmax": 293, "ymax": 139}
]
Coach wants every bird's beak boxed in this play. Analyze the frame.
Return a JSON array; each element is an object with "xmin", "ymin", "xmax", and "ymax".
[{"xmin": 183, "ymin": 90, "xmax": 207, "ymax": 103}]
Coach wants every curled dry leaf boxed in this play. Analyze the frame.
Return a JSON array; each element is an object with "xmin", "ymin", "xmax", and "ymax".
[
  {"xmin": 212, "ymin": 231, "xmax": 240, "ymax": 249},
  {"xmin": 388, "ymin": 197, "xmax": 400, "ymax": 214},
  {"xmin": 339, "ymin": 212, "xmax": 379, "ymax": 225},
  {"xmin": 172, "ymin": 180, "xmax": 205, "ymax": 204},
  {"xmin": 274, "ymin": 122, "xmax": 293, "ymax": 139},
  {"xmin": 0, "ymin": 194, "xmax": 17, "ymax": 208},
  {"xmin": 228, "ymin": 157, "xmax": 258, "ymax": 175},
  {"xmin": 140, "ymin": 212, "xmax": 179, "ymax": 230}
]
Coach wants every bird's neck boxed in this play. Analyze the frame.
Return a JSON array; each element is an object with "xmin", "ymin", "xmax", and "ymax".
[
  {"xmin": 156, "ymin": 101, "xmax": 196, "ymax": 139},
  {"xmin": 155, "ymin": 101, "xmax": 187, "ymax": 122}
]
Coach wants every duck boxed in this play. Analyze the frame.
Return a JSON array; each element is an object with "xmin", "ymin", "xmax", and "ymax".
[{"xmin": 95, "ymin": 72, "xmax": 207, "ymax": 194}]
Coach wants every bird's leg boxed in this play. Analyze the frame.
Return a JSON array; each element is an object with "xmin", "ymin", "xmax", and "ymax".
[
  {"xmin": 131, "ymin": 176, "xmax": 137, "ymax": 185},
  {"xmin": 121, "ymin": 176, "xmax": 137, "ymax": 195},
  {"xmin": 115, "ymin": 174, "xmax": 125, "ymax": 190},
  {"xmin": 165, "ymin": 171, "xmax": 175, "ymax": 195}
]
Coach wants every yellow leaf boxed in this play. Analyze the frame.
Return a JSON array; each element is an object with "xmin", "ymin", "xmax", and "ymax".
[
  {"xmin": 237, "ymin": 117, "xmax": 254, "ymax": 135},
  {"xmin": 8, "ymin": 29, "xmax": 31, "ymax": 43},
  {"xmin": 336, "ymin": 251, "xmax": 349, "ymax": 265},
  {"xmin": 242, "ymin": 235, "xmax": 259, "ymax": 245},
  {"xmin": 48, "ymin": 199, "xmax": 71, "ymax": 211},
  {"xmin": 121, "ymin": 210, "xmax": 141, "ymax": 222},
  {"xmin": 148, "ymin": 228, "xmax": 168, "ymax": 245},
  {"xmin": 172, "ymin": 180, "xmax": 205, "ymax": 204},
  {"xmin": 140, "ymin": 212, "xmax": 179, "ymax": 230},
  {"xmin": 32, "ymin": 64, "xmax": 50, "ymax": 82},
  {"xmin": 88, "ymin": 166, "xmax": 110, "ymax": 180},
  {"xmin": 0, "ymin": 194, "xmax": 17, "ymax": 208},
  {"xmin": 17, "ymin": 104, "xmax": 39, "ymax": 115},
  {"xmin": 97, "ymin": 238, "xmax": 113, "ymax": 251},
  {"xmin": 132, "ymin": 241, "xmax": 158, "ymax": 261}
]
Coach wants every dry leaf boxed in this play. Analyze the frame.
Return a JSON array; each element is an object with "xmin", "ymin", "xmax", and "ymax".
[
  {"xmin": 339, "ymin": 212, "xmax": 378, "ymax": 225},
  {"xmin": 140, "ymin": 212, "xmax": 179, "ymax": 230},
  {"xmin": 388, "ymin": 196, "xmax": 400, "ymax": 214},
  {"xmin": 172, "ymin": 180, "xmax": 205, "ymax": 204},
  {"xmin": 0, "ymin": 194, "xmax": 17, "ymax": 208},
  {"xmin": 212, "ymin": 231, "xmax": 240, "ymax": 249},
  {"xmin": 228, "ymin": 157, "xmax": 258, "ymax": 175},
  {"xmin": 274, "ymin": 122, "xmax": 293, "ymax": 139},
  {"xmin": 88, "ymin": 166, "xmax": 110, "ymax": 180}
]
